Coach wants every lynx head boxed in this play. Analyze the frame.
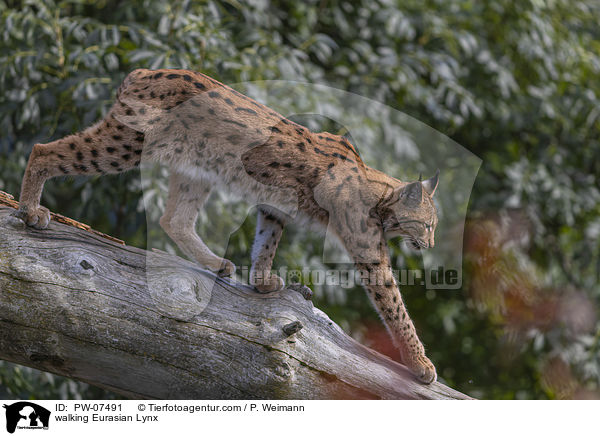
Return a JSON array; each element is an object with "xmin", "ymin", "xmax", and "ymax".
[{"xmin": 379, "ymin": 170, "xmax": 439, "ymax": 249}]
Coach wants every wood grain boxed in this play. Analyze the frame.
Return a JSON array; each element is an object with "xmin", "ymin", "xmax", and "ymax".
[{"xmin": 0, "ymin": 206, "xmax": 470, "ymax": 399}]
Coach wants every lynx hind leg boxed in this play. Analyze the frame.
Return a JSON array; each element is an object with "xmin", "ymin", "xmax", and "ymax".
[
  {"xmin": 159, "ymin": 171, "xmax": 235, "ymax": 277},
  {"xmin": 17, "ymin": 119, "xmax": 142, "ymax": 229},
  {"xmin": 18, "ymin": 140, "xmax": 88, "ymax": 228},
  {"xmin": 250, "ymin": 207, "xmax": 286, "ymax": 293}
]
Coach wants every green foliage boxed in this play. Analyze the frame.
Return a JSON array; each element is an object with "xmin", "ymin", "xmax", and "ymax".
[
  {"xmin": 0, "ymin": 0, "xmax": 598, "ymax": 399},
  {"xmin": 0, "ymin": 361, "xmax": 121, "ymax": 399}
]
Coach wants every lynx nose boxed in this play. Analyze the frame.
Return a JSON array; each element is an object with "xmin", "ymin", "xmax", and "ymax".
[{"xmin": 428, "ymin": 236, "xmax": 435, "ymax": 248}]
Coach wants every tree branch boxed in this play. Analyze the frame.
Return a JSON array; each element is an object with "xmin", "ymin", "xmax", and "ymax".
[{"xmin": 0, "ymin": 203, "xmax": 470, "ymax": 399}]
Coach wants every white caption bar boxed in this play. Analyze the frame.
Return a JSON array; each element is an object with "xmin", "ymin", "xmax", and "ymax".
[{"xmin": 0, "ymin": 400, "xmax": 595, "ymax": 436}]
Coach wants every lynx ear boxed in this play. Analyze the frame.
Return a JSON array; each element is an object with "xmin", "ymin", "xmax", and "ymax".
[
  {"xmin": 421, "ymin": 169, "xmax": 440, "ymax": 196},
  {"xmin": 401, "ymin": 181, "xmax": 424, "ymax": 207}
]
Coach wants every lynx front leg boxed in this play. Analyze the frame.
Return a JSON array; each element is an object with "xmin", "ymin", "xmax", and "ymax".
[
  {"xmin": 159, "ymin": 171, "xmax": 235, "ymax": 277},
  {"xmin": 355, "ymin": 256, "xmax": 437, "ymax": 384},
  {"xmin": 250, "ymin": 208, "xmax": 285, "ymax": 292},
  {"xmin": 337, "ymin": 220, "xmax": 437, "ymax": 384}
]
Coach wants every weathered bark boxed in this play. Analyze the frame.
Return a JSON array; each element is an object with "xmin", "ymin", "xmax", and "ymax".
[{"xmin": 0, "ymin": 205, "xmax": 470, "ymax": 399}]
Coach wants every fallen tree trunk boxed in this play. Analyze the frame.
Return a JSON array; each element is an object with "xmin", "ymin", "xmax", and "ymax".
[{"xmin": 0, "ymin": 205, "xmax": 470, "ymax": 399}]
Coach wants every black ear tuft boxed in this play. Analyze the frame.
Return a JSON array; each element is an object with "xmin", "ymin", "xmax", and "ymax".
[{"xmin": 421, "ymin": 169, "xmax": 440, "ymax": 196}]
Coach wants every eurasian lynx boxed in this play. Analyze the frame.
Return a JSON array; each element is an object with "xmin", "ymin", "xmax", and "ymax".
[{"xmin": 17, "ymin": 69, "xmax": 440, "ymax": 383}]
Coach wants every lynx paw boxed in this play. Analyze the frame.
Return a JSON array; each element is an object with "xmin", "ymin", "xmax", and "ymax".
[
  {"xmin": 250, "ymin": 271, "xmax": 285, "ymax": 293},
  {"xmin": 215, "ymin": 258, "xmax": 236, "ymax": 277},
  {"xmin": 286, "ymin": 282, "xmax": 313, "ymax": 300},
  {"xmin": 407, "ymin": 355, "xmax": 437, "ymax": 384},
  {"xmin": 201, "ymin": 256, "xmax": 236, "ymax": 277},
  {"xmin": 14, "ymin": 205, "xmax": 51, "ymax": 229}
]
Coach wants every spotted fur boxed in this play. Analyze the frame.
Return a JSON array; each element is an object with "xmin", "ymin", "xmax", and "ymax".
[{"xmin": 17, "ymin": 68, "xmax": 440, "ymax": 383}]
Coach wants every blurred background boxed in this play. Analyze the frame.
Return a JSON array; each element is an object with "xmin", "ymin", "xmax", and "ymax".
[{"xmin": 0, "ymin": 0, "xmax": 599, "ymax": 400}]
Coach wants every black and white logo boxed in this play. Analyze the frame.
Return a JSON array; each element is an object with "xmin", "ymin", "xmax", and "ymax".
[{"xmin": 3, "ymin": 402, "xmax": 50, "ymax": 433}]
